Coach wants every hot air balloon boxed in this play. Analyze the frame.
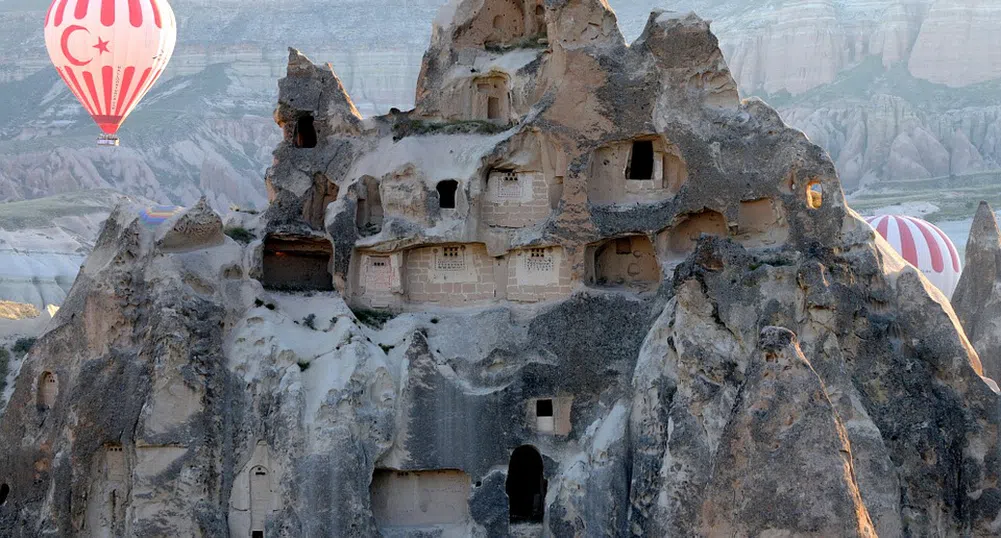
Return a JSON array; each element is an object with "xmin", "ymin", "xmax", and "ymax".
[
  {"xmin": 865, "ymin": 214, "xmax": 963, "ymax": 299},
  {"xmin": 44, "ymin": 0, "xmax": 177, "ymax": 146}
]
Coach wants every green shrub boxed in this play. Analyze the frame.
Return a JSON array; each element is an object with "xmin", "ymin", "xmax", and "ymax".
[
  {"xmin": 12, "ymin": 337, "xmax": 36, "ymax": 355},
  {"xmin": 351, "ymin": 308, "xmax": 397, "ymax": 329},
  {"xmin": 0, "ymin": 347, "xmax": 9, "ymax": 393},
  {"xmin": 224, "ymin": 226, "xmax": 255, "ymax": 244},
  {"xmin": 392, "ymin": 118, "xmax": 510, "ymax": 141}
]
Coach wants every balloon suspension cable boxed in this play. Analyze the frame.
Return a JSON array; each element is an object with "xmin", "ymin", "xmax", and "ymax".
[{"xmin": 97, "ymin": 133, "xmax": 120, "ymax": 147}]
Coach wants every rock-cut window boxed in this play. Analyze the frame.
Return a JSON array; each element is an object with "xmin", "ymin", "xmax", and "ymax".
[
  {"xmin": 627, "ymin": 140, "xmax": 655, "ymax": 180},
  {"xmin": 807, "ymin": 180, "xmax": 823, "ymax": 209},
  {"xmin": 437, "ymin": 180, "xmax": 459, "ymax": 209},
  {"xmin": 293, "ymin": 115, "xmax": 317, "ymax": 148},
  {"xmin": 39, "ymin": 371, "xmax": 58, "ymax": 409}
]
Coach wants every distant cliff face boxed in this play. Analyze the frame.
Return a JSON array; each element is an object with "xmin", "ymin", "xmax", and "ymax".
[
  {"xmin": 708, "ymin": 0, "xmax": 933, "ymax": 96},
  {"xmin": 692, "ymin": 0, "xmax": 1001, "ymax": 190},
  {"xmin": 908, "ymin": 0, "xmax": 1001, "ymax": 87}
]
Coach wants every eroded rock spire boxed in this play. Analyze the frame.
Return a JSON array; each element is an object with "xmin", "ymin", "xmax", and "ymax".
[{"xmin": 953, "ymin": 201, "xmax": 1001, "ymax": 382}]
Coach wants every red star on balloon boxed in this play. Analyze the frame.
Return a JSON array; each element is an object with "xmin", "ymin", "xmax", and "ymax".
[{"xmin": 93, "ymin": 38, "xmax": 110, "ymax": 55}]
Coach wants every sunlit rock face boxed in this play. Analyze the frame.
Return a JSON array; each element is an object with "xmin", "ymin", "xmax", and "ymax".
[
  {"xmin": 953, "ymin": 201, "xmax": 1001, "ymax": 384},
  {"xmin": 0, "ymin": 302, "xmax": 39, "ymax": 321},
  {"xmin": 0, "ymin": 1, "xmax": 998, "ymax": 537}
]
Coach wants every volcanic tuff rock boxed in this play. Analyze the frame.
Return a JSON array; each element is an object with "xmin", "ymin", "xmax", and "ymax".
[
  {"xmin": 156, "ymin": 197, "xmax": 226, "ymax": 252},
  {"xmin": 697, "ymin": 326, "xmax": 876, "ymax": 537},
  {"xmin": 1, "ymin": 1, "xmax": 1000, "ymax": 537},
  {"xmin": 952, "ymin": 201, "xmax": 1001, "ymax": 383},
  {"xmin": 4, "ymin": 0, "xmax": 1001, "ymax": 314},
  {"xmin": 1, "ymin": 0, "xmax": 1000, "ymax": 209}
]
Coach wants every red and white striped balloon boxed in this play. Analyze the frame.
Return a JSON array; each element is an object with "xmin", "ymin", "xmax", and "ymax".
[
  {"xmin": 44, "ymin": 0, "xmax": 177, "ymax": 139},
  {"xmin": 865, "ymin": 215, "xmax": 963, "ymax": 298}
]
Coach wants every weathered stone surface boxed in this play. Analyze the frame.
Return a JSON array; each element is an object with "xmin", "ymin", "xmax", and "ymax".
[
  {"xmin": 7, "ymin": 1, "xmax": 1001, "ymax": 319},
  {"xmin": 629, "ymin": 235, "xmax": 998, "ymax": 537},
  {"xmin": 0, "ymin": 0, "xmax": 999, "ymax": 537},
  {"xmin": 700, "ymin": 327, "xmax": 876, "ymax": 537},
  {"xmin": 953, "ymin": 201, "xmax": 1001, "ymax": 384},
  {"xmin": 156, "ymin": 197, "xmax": 226, "ymax": 252}
]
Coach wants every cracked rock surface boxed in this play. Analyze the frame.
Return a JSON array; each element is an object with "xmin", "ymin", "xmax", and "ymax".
[{"xmin": 1, "ymin": 1, "xmax": 999, "ymax": 537}]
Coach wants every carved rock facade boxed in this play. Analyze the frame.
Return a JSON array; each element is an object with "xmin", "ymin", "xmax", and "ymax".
[{"xmin": 0, "ymin": 1, "xmax": 998, "ymax": 537}]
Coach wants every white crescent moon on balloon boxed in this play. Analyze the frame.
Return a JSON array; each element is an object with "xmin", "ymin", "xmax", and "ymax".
[{"xmin": 60, "ymin": 25, "xmax": 92, "ymax": 67}]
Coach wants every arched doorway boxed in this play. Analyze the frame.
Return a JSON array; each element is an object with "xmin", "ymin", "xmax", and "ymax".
[
  {"xmin": 506, "ymin": 445, "xmax": 546, "ymax": 524},
  {"xmin": 436, "ymin": 180, "xmax": 459, "ymax": 210},
  {"xmin": 250, "ymin": 466, "xmax": 272, "ymax": 537},
  {"xmin": 356, "ymin": 176, "xmax": 384, "ymax": 236},
  {"xmin": 39, "ymin": 372, "xmax": 58, "ymax": 408}
]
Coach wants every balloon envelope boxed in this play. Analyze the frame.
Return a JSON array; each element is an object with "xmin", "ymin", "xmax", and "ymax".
[
  {"xmin": 865, "ymin": 214, "xmax": 963, "ymax": 299},
  {"xmin": 44, "ymin": 0, "xmax": 177, "ymax": 136},
  {"xmin": 138, "ymin": 204, "xmax": 184, "ymax": 227}
]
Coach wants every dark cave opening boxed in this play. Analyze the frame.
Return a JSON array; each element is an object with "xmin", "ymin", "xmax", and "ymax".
[
  {"xmin": 627, "ymin": 140, "xmax": 654, "ymax": 180},
  {"xmin": 293, "ymin": 115, "xmax": 317, "ymax": 148},
  {"xmin": 506, "ymin": 445, "xmax": 546, "ymax": 524},
  {"xmin": 437, "ymin": 180, "xmax": 459, "ymax": 209}
]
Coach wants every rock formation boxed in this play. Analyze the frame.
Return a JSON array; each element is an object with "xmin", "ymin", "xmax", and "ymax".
[
  {"xmin": 1, "ymin": 1, "xmax": 999, "ymax": 537},
  {"xmin": 4, "ymin": 1, "xmax": 1001, "ymax": 314},
  {"xmin": 0, "ymin": 190, "xmax": 138, "ymax": 310},
  {"xmin": 3, "ymin": 1, "xmax": 1001, "ymax": 210},
  {"xmin": 907, "ymin": 0, "xmax": 1001, "ymax": 87},
  {"xmin": 156, "ymin": 198, "xmax": 226, "ymax": 253},
  {"xmin": 952, "ymin": 201, "xmax": 1001, "ymax": 383}
]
